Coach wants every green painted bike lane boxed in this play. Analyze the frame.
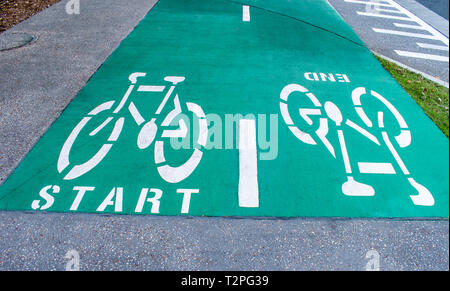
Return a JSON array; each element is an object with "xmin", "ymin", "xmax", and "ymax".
[{"xmin": 0, "ymin": 0, "xmax": 448, "ymax": 217}]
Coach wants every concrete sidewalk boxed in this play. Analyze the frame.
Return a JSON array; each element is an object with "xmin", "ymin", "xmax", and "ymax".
[
  {"xmin": 0, "ymin": 0, "xmax": 448, "ymax": 270},
  {"xmin": 0, "ymin": 0, "xmax": 158, "ymax": 184}
]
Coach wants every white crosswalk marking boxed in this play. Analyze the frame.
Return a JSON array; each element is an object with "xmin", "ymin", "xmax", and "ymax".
[
  {"xmin": 395, "ymin": 50, "xmax": 449, "ymax": 62},
  {"xmin": 375, "ymin": 7, "xmax": 403, "ymax": 14},
  {"xmin": 357, "ymin": 11, "xmax": 412, "ymax": 21},
  {"xmin": 393, "ymin": 23, "xmax": 427, "ymax": 30},
  {"xmin": 344, "ymin": 0, "xmax": 449, "ymax": 62},
  {"xmin": 372, "ymin": 28, "xmax": 439, "ymax": 40},
  {"xmin": 344, "ymin": 0, "xmax": 394, "ymax": 8},
  {"xmin": 417, "ymin": 43, "xmax": 449, "ymax": 51}
]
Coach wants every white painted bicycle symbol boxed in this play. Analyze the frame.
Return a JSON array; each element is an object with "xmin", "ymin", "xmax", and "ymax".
[
  {"xmin": 280, "ymin": 84, "xmax": 434, "ymax": 206},
  {"xmin": 57, "ymin": 72, "xmax": 208, "ymax": 183}
]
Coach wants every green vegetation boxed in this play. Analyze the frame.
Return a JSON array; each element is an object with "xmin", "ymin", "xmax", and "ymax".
[{"xmin": 376, "ymin": 55, "xmax": 449, "ymax": 137}]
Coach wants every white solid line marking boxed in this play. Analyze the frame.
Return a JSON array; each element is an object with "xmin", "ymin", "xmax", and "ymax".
[
  {"xmin": 238, "ymin": 119, "xmax": 259, "ymax": 208},
  {"xmin": 395, "ymin": 50, "xmax": 449, "ymax": 62},
  {"xmin": 358, "ymin": 162, "xmax": 396, "ymax": 174},
  {"xmin": 242, "ymin": 5, "xmax": 250, "ymax": 22},
  {"xmin": 372, "ymin": 28, "xmax": 439, "ymax": 40},
  {"xmin": 416, "ymin": 42, "xmax": 449, "ymax": 51}
]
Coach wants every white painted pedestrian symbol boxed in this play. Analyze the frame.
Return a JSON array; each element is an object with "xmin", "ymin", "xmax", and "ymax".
[
  {"xmin": 57, "ymin": 73, "xmax": 208, "ymax": 183},
  {"xmin": 280, "ymin": 84, "xmax": 434, "ymax": 206}
]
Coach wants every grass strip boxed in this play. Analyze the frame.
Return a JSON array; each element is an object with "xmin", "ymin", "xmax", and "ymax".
[{"xmin": 376, "ymin": 55, "xmax": 449, "ymax": 137}]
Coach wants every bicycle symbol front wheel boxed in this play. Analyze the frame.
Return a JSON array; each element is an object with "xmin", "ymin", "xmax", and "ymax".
[
  {"xmin": 154, "ymin": 102, "xmax": 208, "ymax": 183},
  {"xmin": 57, "ymin": 100, "xmax": 124, "ymax": 180}
]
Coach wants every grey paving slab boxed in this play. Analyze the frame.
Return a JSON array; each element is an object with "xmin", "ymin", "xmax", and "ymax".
[
  {"xmin": 0, "ymin": 0, "xmax": 448, "ymax": 270},
  {"xmin": 0, "ymin": 0, "xmax": 159, "ymax": 185}
]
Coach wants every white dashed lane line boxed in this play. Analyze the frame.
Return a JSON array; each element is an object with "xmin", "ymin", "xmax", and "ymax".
[{"xmin": 242, "ymin": 5, "xmax": 250, "ymax": 22}]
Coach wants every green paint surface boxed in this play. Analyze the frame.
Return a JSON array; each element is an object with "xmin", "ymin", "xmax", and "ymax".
[{"xmin": 0, "ymin": 0, "xmax": 448, "ymax": 217}]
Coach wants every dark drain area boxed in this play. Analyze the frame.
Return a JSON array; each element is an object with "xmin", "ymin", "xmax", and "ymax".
[{"xmin": 0, "ymin": 31, "xmax": 35, "ymax": 50}]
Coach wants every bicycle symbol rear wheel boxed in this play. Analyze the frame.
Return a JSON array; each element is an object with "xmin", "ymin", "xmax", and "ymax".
[{"xmin": 155, "ymin": 101, "xmax": 208, "ymax": 183}]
